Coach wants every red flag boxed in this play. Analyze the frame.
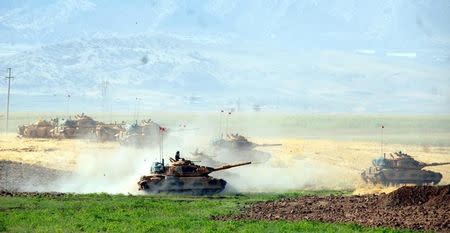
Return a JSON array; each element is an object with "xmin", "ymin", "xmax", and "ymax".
[{"xmin": 159, "ymin": 126, "xmax": 166, "ymax": 133}]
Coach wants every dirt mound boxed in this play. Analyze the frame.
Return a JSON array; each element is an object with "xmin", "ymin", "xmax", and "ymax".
[
  {"xmin": 216, "ymin": 185, "xmax": 450, "ymax": 232},
  {"xmin": 384, "ymin": 185, "xmax": 450, "ymax": 207},
  {"xmin": 0, "ymin": 160, "xmax": 71, "ymax": 192}
]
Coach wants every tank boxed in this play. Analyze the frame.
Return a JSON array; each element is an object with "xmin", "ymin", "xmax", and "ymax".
[
  {"xmin": 120, "ymin": 119, "xmax": 164, "ymax": 147},
  {"xmin": 53, "ymin": 113, "xmax": 98, "ymax": 139},
  {"xmin": 189, "ymin": 149, "xmax": 222, "ymax": 167},
  {"xmin": 95, "ymin": 123, "xmax": 125, "ymax": 142},
  {"xmin": 213, "ymin": 134, "xmax": 281, "ymax": 150},
  {"xmin": 18, "ymin": 119, "xmax": 57, "ymax": 138},
  {"xmin": 212, "ymin": 134, "xmax": 281, "ymax": 163},
  {"xmin": 138, "ymin": 154, "xmax": 251, "ymax": 195},
  {"xmin": 361, "ymin": 151, "xmax": 450, "ymax": 186}
]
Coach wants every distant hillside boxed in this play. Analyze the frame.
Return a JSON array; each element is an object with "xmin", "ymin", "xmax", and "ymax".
[{"xmin": 0, "ymin": 32, "xmax": 448, "ymax": 113}]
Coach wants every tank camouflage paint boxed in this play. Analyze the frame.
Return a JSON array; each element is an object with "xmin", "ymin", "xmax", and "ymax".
[
  {"xmin": 18, "ymin": 119, "xmax": 58, "ymax": 138},
  {"xmin": 361, "ymin": 151, "xmax": 450, "ymax": 186},
  {"xmin": 120, "ymin": 119, "xmax": 164, "ymax": 147},
  {"xmin": 95, "ymin": 123, "xmax": 125, "ymax": 142},
  {"xmin": 53, "ymin": 113, "xmax": 98, "ymax": 139},
  {"xmin": 212, "ymin": 134, "xmax": 281, "ymax": 163},
  {"xmin": 138, "ymin": 154, "xmax": 251, "ymax": 195},
  {"xmin": 212, "ymin": 134, "xmax": 281, "ymax": 150}
]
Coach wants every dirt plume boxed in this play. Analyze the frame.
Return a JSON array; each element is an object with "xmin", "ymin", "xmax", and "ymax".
[
  {"xmin": 352, "ymin": 185, "xmax": 399, "ymax": 195},
  {"xmin": 216, "ymin": 185, "xmax": 450, "ymax": 232}
]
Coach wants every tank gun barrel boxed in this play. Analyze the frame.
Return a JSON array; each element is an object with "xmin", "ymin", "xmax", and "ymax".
[
  {"xmin": 256, "ymin": 143, "xmax": 282, "ymax": 147},
  {"xmin": 212, "ymin": 162, "xmax": 251, "ymax": 172},
  {"xmin": 422, "ymin": 162, "xmax": 450, "ymax": 168}
]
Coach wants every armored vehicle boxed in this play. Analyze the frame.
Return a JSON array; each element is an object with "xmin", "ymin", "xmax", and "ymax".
[
  {"xmin": 53, "ymin": 113, "xmax": 98, "ymax": 139},
  {"xmin": 189, "ymin": 149, "xmax": 222, "ymax": 167},
  {"xmin": 95, "ymin": 123, "xmax": 125, "ymax": 142},
  {"xmin": 213, "ymin": 134, "xmax": 281, "ymax": 150},
  {"xmin": 120, "ymin": 119, "xmax": 164, "ymax": 147},
  {"xmin": 18, "ymin": 119, "xmax": 57, "ymax": 138},
  {"xmin": 138, "ymin": 153, "xmax": 251, "ymax": 195},
  {"xmin": 212, "ymin": 134, "xmax": 281, "ymax": 163},
  {"xmin": 361, "ymin": 151, "xmax": 450, "ymax": 186}
]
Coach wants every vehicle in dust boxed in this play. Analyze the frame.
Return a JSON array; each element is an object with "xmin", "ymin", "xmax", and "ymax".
[
  {"xmin": 138, "ymin": 152, "xmax": 251, "ymax": 195},
  {"xmin": 53, "ymin": 113, "xmax": 98, "ymax": 139},
  {"xmin": 212, "ymin": 134, "xmax": 281, "ymax": 163},
  {"xmin": 18, "ymin": 119, "xmax": 58, "ymax": 138},
  {"xmin": 119, "ymin": 119, "xmax": 164, "ymax": 147},
  {"xmin": 361, "ymin": 151, "xmax": 450, "ymax": 186},
  {"xmin": 95, "ymin": 123, "xmax": 125, "ymax": 142},
  {"xmin": 213, "ymin": 133, "xmax": 281, "ymax": 150}
]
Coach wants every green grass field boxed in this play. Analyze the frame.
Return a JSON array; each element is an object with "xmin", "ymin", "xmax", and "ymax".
[{"xmin": 0, "ymin": 191, "xmax": 418, "ymax": 233}]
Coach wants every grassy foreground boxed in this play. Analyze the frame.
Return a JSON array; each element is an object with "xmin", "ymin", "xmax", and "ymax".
[{"xmin": 0, "ymin": 191, "xmax": 417, "ymax": 233}]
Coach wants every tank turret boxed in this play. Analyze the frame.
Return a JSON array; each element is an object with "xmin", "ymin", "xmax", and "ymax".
[
  {"xmin": 138, "ymin": 152, "xmax": 251, "ymax": 195},
  {"xmin": 361, "ymin": 151, "xmax": 450, "ymax": 186}
]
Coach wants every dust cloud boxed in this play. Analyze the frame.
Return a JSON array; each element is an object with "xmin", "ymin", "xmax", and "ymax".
[
  {"xmin": 217, "ymin": 155, "xmax": 359, "ymax": 193},
  {"xmin": 51, "ymin": 148, "xmax": 152, "ymax": 194},
  {"xmin": 2, "ymin": 114, "xmax": 449, "ymax": 194}
]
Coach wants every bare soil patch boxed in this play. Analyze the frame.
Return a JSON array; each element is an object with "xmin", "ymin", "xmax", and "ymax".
[
  {"xmin": 216, "ymin": 185, "xmax": 450, "ymax": 232},
  {"xmin": 0, "ymin": 160, "xmax": 71, "ymax": 192}
]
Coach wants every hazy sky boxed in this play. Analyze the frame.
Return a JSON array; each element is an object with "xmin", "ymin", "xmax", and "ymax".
[{"xmin": 0, "ymin": 0, "xmax": 449, "ymax": 113}]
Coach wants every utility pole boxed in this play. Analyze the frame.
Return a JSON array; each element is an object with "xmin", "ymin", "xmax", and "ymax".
[{"xmin": 5, "ymin": 68, "xmax": 13, "ymax": 134}]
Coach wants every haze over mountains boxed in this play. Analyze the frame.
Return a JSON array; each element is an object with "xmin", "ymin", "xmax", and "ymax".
[{"xmin": 0, "ymin": 0, "xmax": 449, "ymax": 113}]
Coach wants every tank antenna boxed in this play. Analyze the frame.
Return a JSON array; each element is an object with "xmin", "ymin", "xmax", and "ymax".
[
  {"xmin": 5, "ymin": 68, "xmax": 13, "ymax": 134},
  {"xmin": 219, "ymin": 109, "xmax": 224, "ymax": 139},
  {"xmin": 381, "ymin": 124, "xmax": 384, "ymax": 157},
  {"xmin": 226, "ymin": 111, "xmax": 232, "ymax": 135},
  {"xmin": 159, "ymin": 126, "xmax": 166, "ymax": 162},
  {"xmin": 134, "ymin": 97, "xmax": 141, "ymax": 123}
]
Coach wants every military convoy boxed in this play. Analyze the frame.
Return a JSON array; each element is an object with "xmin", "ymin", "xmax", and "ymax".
[
  {"xmin": 18, "ymin": 115, "xmax": 168, "ymax": 148},
  {"xmin": 138, "ymin": 152, "xmax": 251, "ymax": 195},
  {"xmin": 361, "ymin": 151, "xmax": 450, "ymax": 186},
  {"xmin": 17, "ymin": 113, "xmax": 450, "ymax": 194},
  {"xmin": 18, "ymin": 113, "xmax": 125, "ymax": 141}
]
